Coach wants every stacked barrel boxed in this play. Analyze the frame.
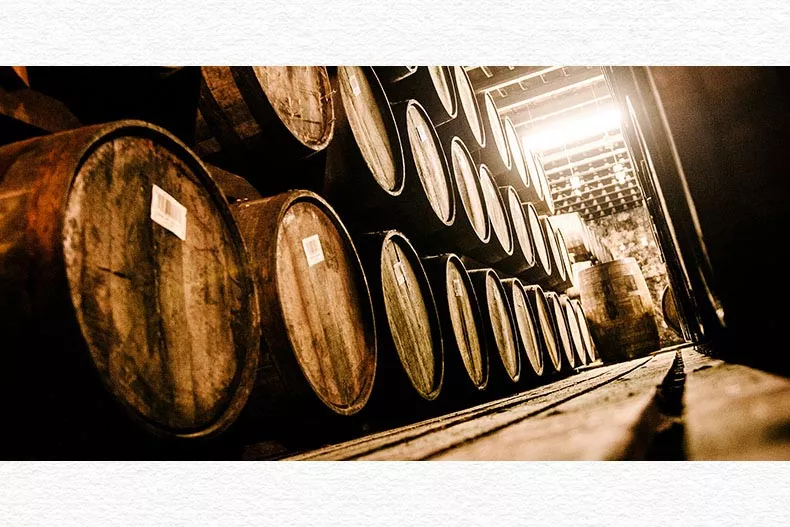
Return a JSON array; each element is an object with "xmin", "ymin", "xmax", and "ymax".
[{"xmin": 0, "ymin": 66, "xmax": 607, "ymax": 458}]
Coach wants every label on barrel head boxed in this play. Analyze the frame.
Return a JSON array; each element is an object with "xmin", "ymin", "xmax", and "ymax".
[
  {"xmin": 453, "ymin": 278, "xmax": 463, "ymax": 297},
  {"xmin": 393, "ymin": 261, "xmax": 407, "ymax": 285},
  {"xmin": 349, "ymin": 74, "xmax": 361, "ymax": 96},
  {"xmin": 416, "ymin": 123, "xmax": 428, "ymax": 142},
  {"xmin": 150, "ymin": 185, "xmax": 187, "ymax": 240},
  {"xmin": 302, "ymin": 234, "xmax": 325, "ymax": 267}
]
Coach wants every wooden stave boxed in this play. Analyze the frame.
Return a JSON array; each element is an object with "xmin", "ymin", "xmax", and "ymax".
[
  {"xmin": 522, "ymin": 285, "xmax": 562, "ymax": 376},
  {"xmin": 497, "ymin": 187, "xmax": 539, "ymax": 277},
  {"xmin": 579, "ymin": 258, "xmax": 660, "ymax": 363},
  {"xmin": 426, "ymin": 137, "xmax": 492, "ymax": 254},
  {"xmin": 435, "ymin": 67, "xmax": 486, "ymax": 152},
  {"xmin": 421, "ymin": 254, "xmax": 490, "ymax": 401},
  {"xmin": 196, "ymin": 66, "xmax": 334, "ymax": 194},
  {"xmin": 372, "ymin": 66, "xmax": 419, "ymax": 84},
  {"xmin": 501, "ymin": 278, "xmax": 545, "ymax": 381},
  {"xmin": 382, "ymin": 66, "xmax": 458, "ymax": 127},
  {"xmin": 388, "ymin": 99, "xmax": 456, "ymax": 241},
  {"xmin": 544, "ymin": 291, "xmax": 578, "ymax": 373},
  {"xmin": 322, "ymin": 67, "xmax": 406, "ymax": 232},
  {"xmin": 355, "ymin": 230, "xmax": 445, "ymax": 409},
  {"xmin": 229, "ymin": 190, "xmax": 378, "ymax": 427},
  {"xmin": 471, "ymin": 91, "xmax": 512, "ymax": 176},
  {"xmin": 0, "ymin": 120, "xmax": 261, "ymax": 456},
  {"xmin": 570, "ymin": 298, "xmax": 597, "ymax": 365},
  {"xmin": 467, "ymin": 268, "xmax": 521, "ymax": 393},
  {"xmin": 536, "ymin": 218, "xmax": 568, "ymax": 291},
  {"xmin": 467, "ymin": 164, "xmax": 515, "ymax": 265},
  {"xmin": 560, "ymin": 294, "xmax": 588, "ymax": 367}
]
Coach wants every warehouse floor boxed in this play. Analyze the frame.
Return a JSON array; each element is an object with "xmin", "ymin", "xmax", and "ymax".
[{"xmin": 242, "ymin": 345, "xmax": 790, "ymax": 460}]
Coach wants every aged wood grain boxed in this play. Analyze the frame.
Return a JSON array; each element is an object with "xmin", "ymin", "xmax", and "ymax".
[
  {"xmin": 682, "ymin": 348, "xmax": 790, "ymax": 460},
  {"xmin": 525, "ymin": 202, "xmax": 550, "ymax": 276},
  {"xmin": 501, "ymin": 117, "xmax": 529, "ymax": 188},
  {"xmin": 281, "ymin": 357, "xmax": 629, "ymax": 460},
  {"xmin": 427, "ymin": 67, "xmax": 455, "ymax": 119},
  {"xmin": 338, "ymin": 66, "xmax": 398, "ymax": 192},
  {"xmin": 524, "ymin": 285, "xmax": 562, "ymax": 375},
  {"xmin": 478, "ymin": 165, "xmax": 512, "ymax": 257},
  {"xmin": 454, "ymin": 66, "xmax": 484, "ymax": 148},
  {"xmin": 571, "ymin": 298, "xmax": 596, "ymax": 364},
  {"xmin": 445, "ymin": 259, "xmax": 485, "ymax": 387},
  {"xmin": 503, "ymin": 278, "xmax": 543, "ymax": 379},
  {"xmin": 450, "ymin": 139, "xmax": 488, "ymax": 243},
  {"xmin": 405, "ymin": 102, "xmax": 452, "ymax": 223},
  {"xmin": 435, "ymin": 351, "xmax": 675, "ymax": 460},
  {"xmin": 483, "ymin": 92, "xmax": 509, "ymax": 169},
  {"xmin": 545, "ymin": 291, "xmax": 576, "ymax": 371},
  {"xmin": 381, "ymin": 236, "xmax": 440, "ymax": 398},
  {"xmin": 250, "ymin": 66, "xmax": 334, "ymax": 149},
  {"xmin": 561, "ymin": 294, "xmax": 588, "ymax": 366}
]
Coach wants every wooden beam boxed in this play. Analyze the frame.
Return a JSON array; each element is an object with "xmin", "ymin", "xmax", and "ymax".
[
  {"xmin": 497, "ymin": 68, "xmax": 605, "ymax": 112},
  {"xmin": 511, "ymin": 93, "xmax": 612, "ymax": 129},
  {"xmin": 544, "ymin": 147, "xmax": 630, "ymax": 176},
  {"xmin": 553, "ymin": 177, "xmax": 638, "ymax": 203},
  {"xmin": 577, "ymin": 195, "xmax": 644, "ymax": 217},
  {"xmin": 472, "ymin": 66, "xmax": 558, "ymax": 93},
  {"xmin": 545, "ymin": 158, "xmax": 633, "ymax": 184},
  {"xmin": 542, "ymin": 134, "xmax": 627, "ymax": 165}
]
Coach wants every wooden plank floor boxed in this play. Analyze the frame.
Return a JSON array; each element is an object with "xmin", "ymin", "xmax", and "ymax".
[
  {"xmin": 270, "ymin": 349, "xmax": 680, "ymax": 461},
  {"xmin": 683, "ymin": 347, "xmax": 790, "ymax": 460}
]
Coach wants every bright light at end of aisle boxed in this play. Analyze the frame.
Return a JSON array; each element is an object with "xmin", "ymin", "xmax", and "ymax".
[{"xmin": 521, "ymin": 106, "xmax": 622, "ymax": 152}]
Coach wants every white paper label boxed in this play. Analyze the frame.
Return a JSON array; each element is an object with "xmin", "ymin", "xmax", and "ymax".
[
  {"xmin": 393, "ymin": 261, "xmax": 407, "ymax": 285},
  {"xmin": 416, "ymin": 123, "xmax": 428, "ymax": 142},
  {"xmin": 302, "ymin": 234, "xmax": 325, "ymax": 267},
  {"xmin": 452, "ymin": 278, "xmax": 463, "ymax": 297},
  {"xmin": 150, "ymin": 185, "xmax": 187, "ymax": 240},
  {"xmin": 349, "ymin": 74, "xmax": 361, "ymax": 96}
]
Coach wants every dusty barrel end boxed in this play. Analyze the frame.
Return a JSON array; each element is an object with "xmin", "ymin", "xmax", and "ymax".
[
  {"xmin": 0, "ymin": 120, "xmax": 262, "ymax": 451},
  {"xmin": 231, "ymin": 190, "xmax": 378, "ymax": 422}
]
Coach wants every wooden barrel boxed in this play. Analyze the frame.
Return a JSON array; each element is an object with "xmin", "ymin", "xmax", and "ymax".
[
  {"xmin": 571, "ymin": 298, "xmax": 597, "ymax": 364},
  {"xmin": 473, "ymin": 91, "xmax": 511, "ymax": 176},
  {"xmin": 422, "ymin": 254, "xmax": 489, "ymax": 401},
  {"xmin": 373, "ymin": 66, "xmax": 418, "ymax": 84},
  {"xmin": 560, "ymin": 295, "xmax": 588, "ymax": 366},
  {"xmin": 388, "ymin": 99, "xmax": 455, "ymax": 240},
  {"xmin": 468, "ymin": 269, "xmax": 521, "ymax": 392},
  {"xmin": 196, "ymin": 66, "xmax": 334, "ymax": 192},
  {"xmin": 498, "ymin": 187, "xmax": 535, "ymax": 276},
  {"xmin": 494, "ymin": 117, "xmax": 531, "ymax": 193},
  {"xmin": 511, "ymin": 201, "xmax": 552, "ymax": 284},
  {"xmin": 205, "ymin": 163, "xmax": 263, "ymax": 204},
  {"xmin": 516, "ymin": 147, "xmax": 546, "ymax": 206},
  {"xmin": 579, "ymin": 258, "xmax": 660, "ymax": 362},
  {"xmin": 536, "ymin": 217, "xmax": 567, "ymax": 291},
  {"xmin": 533, "ymin": 157, "xmax": 556, "ymax": 216},
  {"xmin": 428, "ymin": 137, "xmax": 491, "ymax": 253},
  {"xmin": 355, "ymin": 231, "xmax": 444, "ymax": 409},
  {"xmin": 548, "ymin": 212, "xmax": 593, "ymax": 262},
  {"xmin": 468, "ymin": 164, "xmax": 514, "ymax": 264},
  {"xmin": 522, "ymin": 285, "xmax": 562, "ymax": 375},
  {"xmin": 545, "ymin": 291, "xmax": 578, "ymax": 372},
  {"xmin": 437, "ymin": 67, "xmax": 486, "ymax": 151},
  {"xmin": 383, "ymin": 66, "xmax": 458, "ymax": 126},
  {"xmin": 501, "ymin": 278, "xmax": 545, "ymax": 381},
  {"xmin": 230, "ymin": 191, "xmax": 377, "ymax": 428},
  {"xmin": 0, "ymin": 121, "xmax": 260, "ymax": 457},
  {"xmin": 661, "ymin": 284, "xmax": 683, "ymax": 337},
  {"xmin": 322, "ymin": 66, "xmax": 406, "ymax": 230},
  {"xmin": 552, "ymin": 230, "xmax": 576, "ymax": 292}
]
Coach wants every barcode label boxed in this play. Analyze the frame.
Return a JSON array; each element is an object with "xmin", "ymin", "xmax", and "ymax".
[
  {"xmin": 302, "ymin": 234, "xmax": 325, "ymax": 267},
  {"xmin": 349, "ymin": 74, "xmax": 361, "ymax": 96},
  {"xmin": 452, "ymin": 278, "xmax": 463, "ymax": 297},
  {"xmin": 416, "ymin": 123, "xmax": 428, "ymax": 142},
  {"xmin": 393, "ymin": 261, "xmax": 407, "ymax": 285},
  {"xmin": 150, "ymin": 185, "xmax": 187, "ymax": 240}
]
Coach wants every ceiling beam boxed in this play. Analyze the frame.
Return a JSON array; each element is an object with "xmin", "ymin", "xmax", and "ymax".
[
  {"xmin": 543, "ymin": 147, "xmax": 630, "ymax": 176},
  {"xmin": 472, "ymin": 66, "xmax": 558, "ymax": 94},
  {"xmin": 551, "ymin": 168, "xmax": 636, "ymax": 195},
  {"xmin": 544, "ymin": 159, "xmax": 633, "ymax": 184},
  {"xmin": 579, "ymin": 196, "xmax": 644, "ymax": 219},
  {"xmin": 510, "ymin": 93, "xmax": 613, "ymax": 129},
  {"xmin": 553, "ymin": 179, "xmax": 639, "ymax": 205},
  {"xmin": 497, "ymin": 68, "xmax": 605, "ymax": 112},
  {"xmin": 541, "ymin": 134, "xmax": 627, "ymax": 165}
]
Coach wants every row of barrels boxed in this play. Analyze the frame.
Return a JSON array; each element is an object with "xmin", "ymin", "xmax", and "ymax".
[
  {"xmin": 548, "ymin": 212, "xmax": 613, "ymax": 265},
  {"xmin": 0, "ymin": 120, "xmax": 596, "ymax": 457}
]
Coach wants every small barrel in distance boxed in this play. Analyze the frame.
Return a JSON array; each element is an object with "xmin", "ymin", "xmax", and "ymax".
[
  {"xmin": 468, "ymin": 164, "xmax": 514, "ymax": 265},
  {"xmin": 560, "ymin": 294, "xmax": 588, "ymax": 367},
  {"xmin": 497, "ymin": 187, "xmax": 537, "ymax": 277},
  {"xmin": 571, "ymin": 298, "xmax": 596, "ymax": 365},
  {"xmin": 522, "ymin": 285, "xmax": 562, "ymax": 376},
  {"xmin": 382, "ymin": 66, "xmax": 458, "ymax": 126},
  {"xmin": 537, "ymin": 217, "xmax": 568, "ymax": 291},
  {"xmin": 545, "ymin": 291, "xmax": 577, "ymax": 373},
  {"xmin": 472, "ymin": 91, "xmax": 511, "ymax": 176}
]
